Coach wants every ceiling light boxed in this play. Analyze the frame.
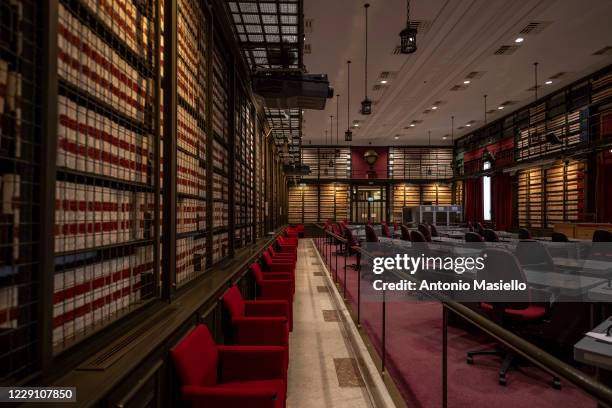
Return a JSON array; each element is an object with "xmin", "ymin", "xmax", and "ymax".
[
  {"xmin": 399, "ymin": 0, "xmax": 417, "ymax": 54},
  {"xmin": 354, "ymin": 123, "xmax": 360, "ymax": 127},
  {"xmin": 515, "ymin": 37, "xmax": 524, "ymax": 43},
  {"xmin": 466, "ymin": 123, "xmax": 472, "ymax": 127},
  {"xmin": 410, "ymin": 123, "xmax": 415, "ymax": 127},
  {"xmin": 380, "ymin": 80, "xmax": 388, "ymax": 84},
  {"xmin": 431, "ymin": 106, "xmax": 438, "ymax": 110},
  {"xmin": 442, "ymin": 136, "xmax": 447, "ymax": 140},
  {"xmin": 498, "ymin": 106, "xmax": 504, "ymax": 110},
  {"xmin": 463, "ymin": 80, "xmax": 470, "ymax": 84},
  {"xmin": 545, "ymin": 80, "xmax": 553, "ymax": 85},
  {"xmin": 394, "ymin": 136, "xmax": 399, "ymax": 140}
]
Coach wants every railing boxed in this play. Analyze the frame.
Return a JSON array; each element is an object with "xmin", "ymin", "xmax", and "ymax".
[{"xmin": 312, "ymin": 224, "xmax": 612, "ymax": 408}]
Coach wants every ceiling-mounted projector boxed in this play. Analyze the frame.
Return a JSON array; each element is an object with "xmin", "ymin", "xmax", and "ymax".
[{"xmin": 253, "ymin": 69, "xmax": 333, "ymax": 110}]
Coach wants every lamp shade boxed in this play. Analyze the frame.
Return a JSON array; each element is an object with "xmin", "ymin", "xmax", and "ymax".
[
  {"xmin": 361, "ymin": 97, "xmax": 372, "ymax": 115},
  {"xmin": 345, "ymin": 129, "xmax": 352, "ymax": 141}
]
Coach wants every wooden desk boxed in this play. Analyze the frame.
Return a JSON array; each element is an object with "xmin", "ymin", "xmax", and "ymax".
[{"xmin": 555, "ymin": 223, "xmax": 612, "ymax": 240}]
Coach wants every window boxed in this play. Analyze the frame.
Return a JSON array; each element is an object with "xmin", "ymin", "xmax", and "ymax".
[{"xmin": 483, "ymin": 161, "xmax": 492, "ymax": 221}]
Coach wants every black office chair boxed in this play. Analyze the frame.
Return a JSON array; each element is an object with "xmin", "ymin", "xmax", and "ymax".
[
  {"xmin": 381, "ymin": 223, "xmax": 392, "ymax": 238},
  {"xmin": 475, "ymin": 222, "xmax": 485, "ymax": 236},
  {"xmin": 467, "ymin": 248, "xmax": 559, "ymax": 388},
  {"xmin": 465, "ymin": 232, "xmax": 484, "ymax": 242},
  {"xmin": 482, "ymin": 228, "xmax": 500, "ymax": 242},
  {"xmin": 410, "ymin": 230, "xmax": 426, "ymax": 242},
  {"xmin": 344, "ymin": 227, "xmax": 360, "ymax": 270},
  {"xmin": 551, "ymin": 232, "xmax": 569, "ymax": 242},
  {"xmin": 429, "ymin": 223, "xmax": 439, "ymax": 238},
  {"xmin": 518, "ymin": 228, "xmax": 532, "ymax": 240},
  {"xmin": 417, "ymin": 224, "xmax": 432, "ymax": 242},
  {"xmin": 515, "ymin": 240, "xmax": 555, "ymax": 271},
  {"xmin": 400, "ymin": 225, "xmax": 411, "ymax": 241},
  {"xmin": 593, "ymin": 230, "xmax": 612, "ymax": 242},
  {"xmin": 365, "ymin": 225, "xmax": 379, "ymax": 243}
]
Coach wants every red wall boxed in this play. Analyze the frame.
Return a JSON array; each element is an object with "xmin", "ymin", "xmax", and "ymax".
[{"xmin": 351, "ymin": 147, "xmax": 388, "ymax": 179}]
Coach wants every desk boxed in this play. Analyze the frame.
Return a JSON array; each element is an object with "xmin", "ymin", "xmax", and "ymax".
[
  {"xmin": 575, "ymin": 317, "xmax": 612, "ymax": 371},
  {"xmin": 523, "ymin": 269, "xmax": 605, "ymax": 297}
]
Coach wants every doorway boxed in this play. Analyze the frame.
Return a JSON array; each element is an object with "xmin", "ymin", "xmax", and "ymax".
[{"xmin": 351, "ymin": 185, "xmax": 387, "ymax": 223}]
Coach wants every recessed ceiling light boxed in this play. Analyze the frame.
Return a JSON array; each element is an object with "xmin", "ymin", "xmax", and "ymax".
[
  {"xmin": 380, "ymin": 80, "xmax": 388, "ymax": 84},
  {"xmin": 463, "ymin": 80, "xmax": 471, "ymax": 84},
  {"xmin": 431, "ymin": 106, "xmax": 438, "ymax": 110},
  {"xmin": 410, "ymin": 123, "xmax": 415, "ymax": 127},
  {"xmin": 515, "ymin": 37, "xmax": 524, "ymax": 43},
  {"xmin": 442, "ymin": 136, "xmax": 447, "ymax": 140},
  {"xmin": 354, "ymin": 123, "xmax": 359, "ymax": 127},
  {"xmin": 466, "ymin": 123, "xmax": 472, "ymax": 127},
  {"xmin": 498, "ymin": 106, "xmax": 504, "ymax": 110},
  {"xmin": 394, "ymin": 136, "xmax": 399, "ymax": 140},
  {"xmin": 545, "ymin": 80, "xmax": 553, "ymax": 85}
]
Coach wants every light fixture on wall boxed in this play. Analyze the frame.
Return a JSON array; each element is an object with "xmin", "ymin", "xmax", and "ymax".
[
  {"xmin": 399, "ymin": 0, "xmax": 417, "ymax": 54},
  {"xmin": 345, "ymin": 60, "xmax": 353, "ymax": 141},
  {"xmin": 361, "ymin": 4, "xmax": 372, "ymax": 115}
]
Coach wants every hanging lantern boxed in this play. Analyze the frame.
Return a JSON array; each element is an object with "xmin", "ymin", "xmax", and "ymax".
[
  {"xmin": 399, "ymin": 26, "xmax": 417, "ymax": 54},
  {"xmin": 345, "ymin": 129, "xmax": 353, "ymax": 141},
  {"xmin": 399, "ymin": 0, "xmax": 417, "ymax": 54},
  {"xmin": 361, "ymin": 97, "xmax": 372, "ymax": 115},
  {"xmin": 361, "ymin": 4, "xmax": 372, "ymax": 115}
]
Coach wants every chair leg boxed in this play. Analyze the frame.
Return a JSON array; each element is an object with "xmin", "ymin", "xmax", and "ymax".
[
  {"xmin": 498, "ymin": 353, "xmax": 514, "ymax": 386},
  {"xmin": 466, "ymin": 349, "xmax": 504, "ymax": 365}
]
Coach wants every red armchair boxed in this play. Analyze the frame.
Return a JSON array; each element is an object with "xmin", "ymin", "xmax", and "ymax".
[
  {"xmin": 251, "ymin": 263, "xmax": 294, "ymax": 302},
  {"xmin": 223, "ymin": 285, "xmax": 292, "ymax": 335},
  {"xmin": 171, "ymin": 325, "xmax": 287, "ymax": 408},
  {"xmin": 276, "ymin": 236, "xmax": 297, "ymax": 253},
  {"xmin": 267, "ymin": 246, "xmax": 296, "ymax": 263},
  {"xmin": 262, "ymin": 252, "xmax": 295, "ymax": 275}
]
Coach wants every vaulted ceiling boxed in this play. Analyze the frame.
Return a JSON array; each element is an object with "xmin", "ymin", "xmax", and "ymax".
[{"xmin": 302, "ymin": 0, "xmax": 612, "ymax": 147}]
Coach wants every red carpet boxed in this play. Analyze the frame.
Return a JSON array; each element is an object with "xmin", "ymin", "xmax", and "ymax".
[{"xmin": 320, "ymin": 242, "xmax": 596, "ymax": 408}]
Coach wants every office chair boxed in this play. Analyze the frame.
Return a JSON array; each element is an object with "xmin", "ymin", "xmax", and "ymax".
[
  {"xmin": 482, "ymin": 228, "xmax": 500, "ymax": 242},
  {"xmin": 515, "ymin": 240, "xmax": 555, "ymax": 271},
  {"xmin": 551, "ymin": 232, "xmax": 569, "ymax": 242},
  {"xmin": 251, "ymin": 262, "xmax": 294, "ymax": 302},
  {"xmin": 593, "ymin": 230, "xmax": 612, "ymax": 242},
  {"xmin": 365, "ymin": 225, "xmax": 379, "ymax": 243},
  {"xmin": 466, "ymin": 248, "xmax": 559, "ymax": 388},
  {"xmin": 465, "ymin": 232, "xmax": 484, "ymax": 242},
  {"xmin": 417, "ymin": 224, "xmax": 432, "ymax": 242},
  {"xmin": 466, "ymin": 221, "xmax": 474, "ymax": 232},
  {"xmin": 400, "ymin": 225, "xmax": 411, "ymax": 241},
  {"xmin": 429, "ymin": 223, "xmax": 439, "ymax": 238},
  {"xmin": 475, "ymin": 222, "xmax": 485, "ymax": 236},
  {"xmin": 410, "ymin": 230, "xmax": 426, "ymax": 242},
  {"xmin": 343, "ymin": 227, "xmax": 360, "ymax": 270},
  {"xmin": 171, "ymin": 324, "xmax": 287, "ymax": 408},
  {"xmin": 518, "ymin": 228, "xmax": 532, "ymax": 240}
]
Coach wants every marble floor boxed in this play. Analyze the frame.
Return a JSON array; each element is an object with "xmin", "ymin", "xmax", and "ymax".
[{"xmin": 287, "ymin": 239, "xmax": 374, "ymax": 408}]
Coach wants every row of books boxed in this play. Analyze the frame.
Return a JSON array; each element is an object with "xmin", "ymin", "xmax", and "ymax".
[
  {"xmin": 0, "ymin": 285, "xmax": 17, "ymax": 329},
  {"xmin": 0, "ymin": 174, "xmax": 20, "ymax": 263},
  {"xmin": 212, "ymin": 202, "xmax": 229, "ymax": 229},
  {"xmin": 0, "ymin": 59, "xmax": 22, "ymax": 159},
  {"xmin": 212, "ymin": 140, "xmax": 229, "ymax": 173},
  {"xmin": 177, "ymin": 0, "xmax": 207, "ymax": 110},
  {"xmin": 55, "ymin": 181, "xmax": 156, "ymax": 253},
  {"xmin": 177, "ymin": 198, "xmax": 205, "ymax": 234},
  {"xmin": 211, "ymin": 232, "xmax": 228, "ymax": 264},
  {"xmin": 177, "ymin": 150, "xmax": 205, "ymax": 197},
  {"xmin": 176, "ymin": 236, "xmax": 205, "ymax": 286},
  {"xmin": 57, "ymin": 95, "xmax": 151, "ymax": 183},
  {"xmin": 58, "ymin": 4, "xmax": 150, "ymax": 121},
  {"xmin": 79, "ymin": 0, "xmax": 152, "ymax": 58},
  {"xmin": 177, "ymin": 105, "xmax": 205, "ymax": 158},
  {"xmin": 52, "ymin": 246, "xmax": 153, "ymax": 347},
  {"xmin": 212, "ymin": 173, "xmax": 228, "ymax": 201}
]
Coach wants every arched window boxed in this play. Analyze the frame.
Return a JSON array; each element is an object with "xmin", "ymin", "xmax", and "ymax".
[{"xmin": 483, "ymin": 161, "xmax": 492, "ymax": 221}]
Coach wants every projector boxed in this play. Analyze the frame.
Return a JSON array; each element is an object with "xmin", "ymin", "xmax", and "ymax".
[
  {"xmin": 253, "ymin": 69, "xmax": 333, "ymax": 110},
  {"xmin": 283, "ymin": 164, "xmax": 312, "ymax": 176}
]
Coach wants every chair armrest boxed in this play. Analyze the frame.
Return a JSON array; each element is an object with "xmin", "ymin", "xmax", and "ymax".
[
  {"xmin": 262, "ymin": 271, "xmax": 292, "ymax": 280},
  {"xmin": 266, "ymin": 262, "xmax": 295, "ymax": 272},
  {"xmin": 232, "ymin": 316, "xmax": 288, "ymax": 346},
  {"xmin": 245, "ymin": 300, "xmax": 289, "ymax": 318},
  {"xmin": 182, "ymin": 386, "xmax": 278, "ymax": 408},
  {"xmin": 218, "ymin": 345, "xmax": 287, "ymax": 381}
]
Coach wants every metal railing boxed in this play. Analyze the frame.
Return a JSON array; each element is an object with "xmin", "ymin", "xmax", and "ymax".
[{"xmin": 312, "ymin": 224, "xmax": 612, "ymax": 408}]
